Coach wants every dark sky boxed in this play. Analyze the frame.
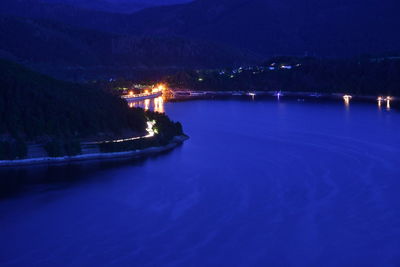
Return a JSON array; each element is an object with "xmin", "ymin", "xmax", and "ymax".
[
  {"xmin": 148, "ymin": 0, "xmax": 192, "ymax": 3},
  {"xmin": 110, "ymin": 0, "xmax": 192, "ymax": 4},
  {"xmin": 40, "ymin": 0, "xmax": 194, "ymax": 13}
]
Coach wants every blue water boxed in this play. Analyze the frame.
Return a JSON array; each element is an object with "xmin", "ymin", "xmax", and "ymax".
[{"xmin": 1, "ymin": 100, "xmax": 400, "ymax": 267}]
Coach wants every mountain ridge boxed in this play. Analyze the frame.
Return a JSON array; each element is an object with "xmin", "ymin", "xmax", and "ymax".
[
  {"xmin": 124, "ymin": 0, "xmax": 400, "ymax": 57},
  {"xmin": 0, "ymin": 15, "xmax": 250, "ymax": 79},
  {"xmin": 0, "ymin": 0, "xmax": 398, "ymax": 79}
]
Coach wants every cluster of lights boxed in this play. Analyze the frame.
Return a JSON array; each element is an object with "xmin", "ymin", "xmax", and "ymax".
[
  {"xmin": 155, "ymin": 84, "xmax": 166, "ymax": 91},
  {"xmin": 90, "ymin": 119, "xmax": 158, "ymax": 145},
  {"xmin": 124, "ymin": 83, "xmax": 166, "ymax": 99},
  {"xmin": 377, "ymin": 96, "xmax": 393, "ymax": 109},
  {"xmin": 146, "ymin": 120, "xmax": 157, "ymax": 137},
  {"xmin": 344, "ymin": 95, "xmax": 394, "ymax": 110},
  {"xmin": 376, "ymin": 96, "xmax": 392, "ymax": 102}
]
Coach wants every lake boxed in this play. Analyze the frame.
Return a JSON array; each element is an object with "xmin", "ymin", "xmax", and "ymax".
[{"xmin": 1, "ymin": 99, "xmax": 400, "ymax": 267}]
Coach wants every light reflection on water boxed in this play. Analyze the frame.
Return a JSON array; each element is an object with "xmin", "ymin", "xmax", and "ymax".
[
  {"xmin": 127, "ymin": 95, "xmax": 394, "ymax": 115},
  {"xmin": 343, "ymin": 95, "xmax": 351, "ymax": 109},
  {"xmin": 128, "ymin": 96, "xmax": 165, "ymax": 113}
]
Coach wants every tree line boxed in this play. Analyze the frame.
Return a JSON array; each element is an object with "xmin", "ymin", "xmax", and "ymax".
[
  {"xmin": 165, "ymin": 56, "xmax": 400, "ymax": 96},
  {"xmin": 0, "ymin": 59, "xmax": 183, "ymax": 160}
]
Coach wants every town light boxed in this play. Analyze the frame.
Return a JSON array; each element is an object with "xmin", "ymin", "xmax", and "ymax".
[
  {"xmin": 343, "ymin": 95, "xmax": 352, "ymax": 106},
  {"xmin": 146, "ymin": 120, "xmax": 156, "ymax": 137},
  {"xmin": 158, "ymin": 84, "xmax": 166, "ymax": 91},
  {"xmin": 385, "ymin": 96, "xmax": 392, "ymax": 110},
  {"xmin": 343, "ymin": 95, "xmax": 352, "ymax": 100}
]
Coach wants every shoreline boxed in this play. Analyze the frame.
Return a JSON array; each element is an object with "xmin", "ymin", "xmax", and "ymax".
[
  {"xmin": 0, "ymin": 135, "xmax": 189, "ymax": 168},
  {"xmin": 169, "ymin": 90, "xmax": 397, "ymax": 102}
]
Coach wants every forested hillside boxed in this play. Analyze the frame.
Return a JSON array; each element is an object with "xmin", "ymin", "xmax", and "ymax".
[
  {"xmin": 0, "ymin": 59, "xmax": 147, "ymax": 140},
  {"xmin": 126, "ymin": 0, "xmax": 400, "ymax": 57},
  {"xmin": 0, "ymin": 59, "xmax": 185, "ymax": 160},
  {"xmin": 166, "ymin": 56, "xmax": 400, "ymax": 96},
  {"xmin": 0, "ymin": 16, "xmax": 247, "ymax": 80},
  {"xmin": 1, "ymin": 0, "xmax": 398, "ymax": 80},
  {"xmin": 39, "ymin": 0, "xmax": 192, "ymax": 13}
]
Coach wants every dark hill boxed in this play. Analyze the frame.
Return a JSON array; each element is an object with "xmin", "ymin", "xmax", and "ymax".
[
  {"xmin": 38, "ymin": 0, "xmax": 192, "ymax": 14},
  {"xmin": 1, "ymin": 0, "xmax": 398, "ymax": 74},
  {"xmin": 0, "ymin": 16, "xmax": 110, "ymax": 66},
  {"xmin": 0, "ymin": 16, "xmax": 248, "ymax": 79},
  {"xmin": 0, "ymin": 0, "xmax": 124, "ymax": 33},
  {"xmin": 0, "ymin": 59, "xmax": 147, "ymax": 140},
  {"xmin": 125, "ymin": 0, "xmax": 400, "ymax": 57}
]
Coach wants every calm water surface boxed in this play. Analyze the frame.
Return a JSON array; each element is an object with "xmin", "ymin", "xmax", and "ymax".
[{"xmin": 1, "ymin": 99, "xmax": 400, "ymax": 267}]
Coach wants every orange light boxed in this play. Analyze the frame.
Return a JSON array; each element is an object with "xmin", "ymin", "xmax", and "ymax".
[
  {"xmin": 158, "ymin": 84, "xmax": 165, "ymax": 91},
  {"xmin": 129, "ymin": 91, "xmax": 134, "ymax": 96}
]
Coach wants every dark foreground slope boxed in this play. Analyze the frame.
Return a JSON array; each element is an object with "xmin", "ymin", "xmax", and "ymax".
[
  {"xmin": 0, "ymin": 59, "xmax": 185, "ymax": 160},
  {"xmin": 0, "ymin": 59, "xmax": 147, "ymax": 140}
]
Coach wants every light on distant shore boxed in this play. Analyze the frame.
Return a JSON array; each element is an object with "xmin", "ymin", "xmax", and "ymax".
[
  {"xmin": 343, "ymin": 95, "xmax": 352, "ymax": 106},
  {"xmin": 378, "ymin": 96, "xmax": 383, "ymax": 108},
  {"xmin": 343, "ymin": 95, "xmax": 352, "ymax": 100},
  {"xmin": 274, "ymin": 91, "xmax": 282, "ymax": 99},
  {"xmin": 154, "ymin": 97, "xmax": 164, "ymax": 113},
  {"xmin": 157, "ymin": 84, "xmax": 166, "ymax": 91},
  {"xmin": 144, "ymin": 99, "xmax": 150, "ymax": 110},
  {"xmin": 248, "ymin": 92, "xmax": 256, "ymax": 100},
  {"xmin": 385, "ymin": 96, "xmax": 392, "ymax": 110}
]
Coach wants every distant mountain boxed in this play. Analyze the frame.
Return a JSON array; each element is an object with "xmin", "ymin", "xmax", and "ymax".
[
  {"xmin": 5, "ymin": 0, "xmax": 398, "ymax": 58},
  {"xmin": 0, "ymin": 0, "xmax": 125, "ymax": 32},
  {"xmin": 0, "ymin": 0, "xmax": 398, "ymax": 78},
  {"xmin": 0, "ymin": 16, "xmax": 248, "ymax": 79},
  {"xmin": 0, "ymin": 16, "xmax": 110, "ymax": 65},
  {"xmin": 39, "ymin": 0, "xmax": 149, "ymax": 13},
  {"xmin": 125, "ymin": 0, "xmax": 400, "ymax": 57},
  {"xmin": 39, "ymin": 0, "xmax": 193, "ymax": 13}
]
